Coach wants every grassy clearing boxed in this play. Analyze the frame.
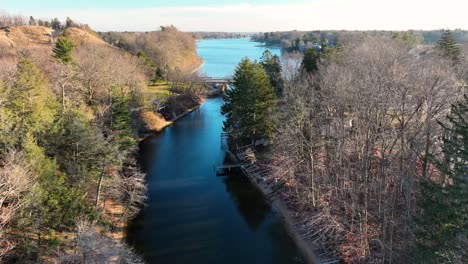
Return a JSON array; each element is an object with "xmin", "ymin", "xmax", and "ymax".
[{"xmin": 141, "ymin": 81, "xmax": 171, "ymax": 108}]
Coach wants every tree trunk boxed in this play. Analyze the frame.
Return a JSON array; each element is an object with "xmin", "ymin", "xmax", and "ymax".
[{"xmin": 95, "ymin": 168, "xmax": 105, "ymax": 208}]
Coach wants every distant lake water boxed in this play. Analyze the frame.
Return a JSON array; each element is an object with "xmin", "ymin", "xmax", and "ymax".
[
  {"xmin": 197, "ymin": 38, "xmax": 281, "ymax": 78},
  {"xmin": 126, "ymin": 39, "xmax": 304, "ymax": 264}
]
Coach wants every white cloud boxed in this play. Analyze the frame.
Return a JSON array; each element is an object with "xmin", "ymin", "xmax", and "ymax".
[{"xmin": 25, "ymin": 0, "xmax": 468, "ymax": 32}]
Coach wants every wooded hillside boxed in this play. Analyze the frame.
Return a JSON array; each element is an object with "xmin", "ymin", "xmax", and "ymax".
[
  {"xmin": 100, "ymin": 26, "xmax": 199, "ymax": 71},
  {"xmin": 222, "ymin": 31, "xmax": 468, "ymax": 264},
  {"xmin": 0, "ymin": 16, "xmax": 149, "ymax": 263}
]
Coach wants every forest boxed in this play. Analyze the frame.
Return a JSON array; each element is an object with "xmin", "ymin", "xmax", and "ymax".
[
  {"xmin": 0, "ymin": 13, "xmax": 204, "ymax": 263},
  {"xmin": 251, "ymin": 29, "xmax": 468, "ymax": 52},
  {"xmin": 190, "ymin": 32, "xmax": 250, "ymax": 39},
  {"xmin": 222, "ymin": 31, "xmax": 467, "ymax": 263},
  {"xmin": 1, "ymin": 7, "xmax": 467, "ymax": 264},
  {"xmin": 99, "ymin": 26, "xmax": 200, "ymax": 72}
]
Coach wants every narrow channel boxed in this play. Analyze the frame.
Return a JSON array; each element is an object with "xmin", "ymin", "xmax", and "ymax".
[{"xmin": 126, "ymin": 39, "xmax": 305, "ymax": 264}]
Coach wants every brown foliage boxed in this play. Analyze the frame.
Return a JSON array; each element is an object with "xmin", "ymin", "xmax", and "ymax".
[
  {"xmin": 72, "ymin": 44, "xmax": 146, "ymax": 125},
  {"xmin": 0, "ymin": 151, "xmax": 32, "ymax": 260},
  {"xmin": 140, "ymin": 111, "xmax": 170, "ymax": 132},
  {"xmin": 273, "ymin": 37, "xmax": 462, "ymax": 263},
  {"xmin": 101, "ymin": 26, "xmax": 198, "ymax": 70},
  {"xmin": 57, "ymin": 220, "xmax": 144, "ymax": 264}
]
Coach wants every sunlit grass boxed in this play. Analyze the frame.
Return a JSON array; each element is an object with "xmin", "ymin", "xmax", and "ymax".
[{"xmin": 141, "ymin": 81, "xmax": 171, "ymax": 108}]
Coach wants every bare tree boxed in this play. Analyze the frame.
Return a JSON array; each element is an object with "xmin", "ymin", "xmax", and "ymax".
[
  {"xmin": 58, "ymin": 219, "xmax": 144, "ymax": 264},
  {"xmin": 104, "ymin": 164, "xmax": 147, "ymax": 222},
  {"xmin": 282, "ymin": 52, "xmax": 302, "ymax": 81},
  {"xmin": 0, "ymin": 11, "xmax": 26, "ymax": 27},
  {"xmin": 272, "ymin": 37, "xmax": 462, "ymax": 263},
  {"xmin": 74, "ymin": 45, "xmax": 146, "ymax": 106},
  {"xmin": 0, "ymin": 150, "xmax": 32, "ymax": 260}
]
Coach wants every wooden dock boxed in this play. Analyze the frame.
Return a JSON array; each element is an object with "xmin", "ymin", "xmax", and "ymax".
[
  {"xmin": 215, "ymin": 163, "xmax": 244, "ymax": 175},
  {"xmin": 222, "ymin": 143, "xmax": 340, "ymax": 264}
]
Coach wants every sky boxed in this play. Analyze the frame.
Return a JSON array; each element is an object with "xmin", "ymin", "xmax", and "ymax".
[{"xmin": 1, "ymin": 0, "xmax": 468, "ymax": 32}]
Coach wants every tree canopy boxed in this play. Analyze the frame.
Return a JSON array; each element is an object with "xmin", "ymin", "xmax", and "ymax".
[
  {"xmin": 53, "ymin": 36, "xmax": 75, "ymax": 64},
  {"xmin": 437, "ymin": 30, "xmax": 461, "ymax": 64},
  {"xmin": 260, "ymin": 50, "xmax": 284, "ymax": 97},
  {"xmin": 221, "ymin": 58, "xmax": 277, "ymax": 143},
  {"xmin": 301, "ymin": 47, "xmax": 320, "ymax": 73},
  {"xmin": 416, "ymin": 95, "xmax": 468, "ymax": 263}
]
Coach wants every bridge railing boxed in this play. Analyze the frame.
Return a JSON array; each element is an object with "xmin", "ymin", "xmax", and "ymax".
[{"xmin": 199, "ymin": 77, "xmax": 234, "ymax": 83}]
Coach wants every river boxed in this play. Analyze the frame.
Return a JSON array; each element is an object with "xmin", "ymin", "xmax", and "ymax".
[{"xmin": 126, "ymin": 38, "xmax": 305, "ymax": 264}]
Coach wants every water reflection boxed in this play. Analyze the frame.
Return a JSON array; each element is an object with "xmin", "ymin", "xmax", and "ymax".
[
  {"xmin": 222, "ymin": 173, "xmax": 270, "ymax": 231},
  {"xmin": 127, "ymin": 38, "xmax": 304, "ymax": 263},
  {"xmin": 127, "ymin": 99, "xmax": 305, "ymax": 264}
]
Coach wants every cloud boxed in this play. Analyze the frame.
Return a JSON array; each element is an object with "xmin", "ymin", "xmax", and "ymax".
[{"xmin": 26, "ymin": 0, "xmax": 468, "ymax": 32}]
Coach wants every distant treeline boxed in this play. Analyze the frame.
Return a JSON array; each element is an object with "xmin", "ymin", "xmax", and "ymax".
[
  {"xmin": 99, "ymin": 26, "xmax": 198, "ymax": 70},
  {"xmin": 191, "ymin": 32, "xmax": 250, "ymax": 39},
  {"xmin": 252, "ymin": 29, "xmax": 468, "ymax": 51},
  {"xmin": 0, "ymin": 11, "xmax": 88, "ymax": 31}
]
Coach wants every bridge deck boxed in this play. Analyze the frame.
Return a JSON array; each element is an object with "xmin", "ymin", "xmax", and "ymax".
[{"xmin": 200, "ymin": 78, "xmax": 233, "ymax": 84}]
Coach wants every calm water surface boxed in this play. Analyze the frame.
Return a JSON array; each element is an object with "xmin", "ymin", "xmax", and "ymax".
[
  {"xmin": 127, "ymin": 39, "xmax": 304, "ymax": 264},
  {"xmin": 197, "ymin": 38, "xmax": 281, "ymax": 77}
]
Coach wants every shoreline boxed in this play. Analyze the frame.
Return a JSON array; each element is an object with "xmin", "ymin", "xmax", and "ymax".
[
  {"xmin": 244, "ymin": 168, "xmax": 318, "ymax": 264},
  {"xmin": 136, "ymin": 98, "xmax": 320, "ymax": 263},
  {"xmin": 188, "ymin": 57, "xmax": 205, "ymax": 74},
  {"xmin": 225, "ymin": 149, "xmax": 319, "ymax": 264},
  {"xmin": 138, "ymin": 98, "xmax": 205, "ymax": 139}
]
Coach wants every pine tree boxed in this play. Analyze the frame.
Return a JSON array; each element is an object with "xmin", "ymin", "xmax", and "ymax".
[
  {"xmin": 53, "ymin": 36, "xmax": 75, "ymax": 64},
  {"xmin": 416, "ymin": 95, "xmax": 468, "ymax": 263},
  {"xmin": 221, "ymin": 58, "xmax": 277, "ymax": 143},
  {"xmin": 260, "ymin": 49, "xmax": 284, "ymax": 97},
  {"xmin": 302, "ymin": 47, "xmax": 320, "ymax": 74},
  {"xmin": 65, "ymin": 17, "xmax": 75, "ymax": 28},
  {"xmin": 436, "ymin": 30, "xmax": 461, "ymax": 65},
  {"xmin": 50, "ymin": 18, "xmax": 61, "ymax": 30},
  {"xmin": 29, "ymin": 16, "xmax": 36, "ymax": 26},
  {"xmin": 137, "ymin": 50, "xmax": 154, "ymax": 68},
  {"xmin": 9, "ymin": 59, "xmax": 57, "ymax": 142}
]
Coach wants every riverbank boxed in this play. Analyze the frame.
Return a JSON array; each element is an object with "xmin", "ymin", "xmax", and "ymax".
[
  {"xmin": 246, "ymin": 170, "xmax": 318, "ymax": 264},
  {"xmin": 138, "ymin": 97, "xmax": 205, "ymax": 137},
  {"xmin": 224, "ymin": 148, "xmax": 318, "ymax": 264},
  {"xmin": 137, "ymin": 56, "xmax": 206, "ymax": 135},
  {"xmin": 189, "ymin": 57, "xmax": 205, "ymax": 74}
]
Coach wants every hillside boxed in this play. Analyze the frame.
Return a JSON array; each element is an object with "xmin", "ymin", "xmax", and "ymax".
[
  {"xmin": 61, "ymin": 27, "xmax": 108, "ymax": 46},
  {"xmin": 0, "ymin": 26, "xmax": 53, "ymax": 48},
  {"xmin": 0, "ymin": 21, "xmax": 149, "ymax": 263},
  {"xmin": 100, "ymin": 26, "xmax": 199, "ymax": 71},
  {"xmin": 0, "ymin": 25, "xmax": 109, "ymax": 49}
]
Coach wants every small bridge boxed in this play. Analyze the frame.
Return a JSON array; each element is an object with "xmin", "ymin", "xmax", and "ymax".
[{"xmin": 200, "ymin": 77, "xmax": 233, "ymax": 84}]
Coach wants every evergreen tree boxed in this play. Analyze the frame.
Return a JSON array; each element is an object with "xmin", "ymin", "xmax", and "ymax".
[
  {"xmin": 29, "ymin": 16, "xmax": 36, "ymax": 26},
  {"xmin": 137, "ymin": 50, "xmax": 154, "ymax": 68},
  {"xmin": 65, "ymin": 17, "xmax": 75, "ymax": 28},
  {"xmin": 42, "ymin": 109, "xmax": 117, "ymax": 188},
  {"xmin": 16, "ymin": 136, "xmax": 94, "ymax": 249},
  {"xmin": 53, "ymin": 36, "xmax": 75, "ymax": 64},
  {"xmin": 153, "ymin": 67, "xmax": 165, "ymax": 83},
  {"xmin": 221, "ymin": 58, "xmax": 277, "ymax": 143},
  {"xmin": 8, "ymin": 59, "xmax": 57, "ymax": 142},
  {"xmin": 436, "ymin": 30, "xmax": 461, "ymax": 65},
  {"xmin": 50, "ymin": 18, "xmax": 61, "ymax": 30},
  {"xmin": 260, "ymin": 50, "xmax": 284, "ymax": 97},
  {"xmin": 416, "ymin": 95, "xmax": 468, "ymax": 263},
  {"xmin": 112, "ymin": 93, "xmax": 137, "ymax": 150},
  {"xmin": 302, "ymin": 47, "xmax": 320, "ymax": 74}
]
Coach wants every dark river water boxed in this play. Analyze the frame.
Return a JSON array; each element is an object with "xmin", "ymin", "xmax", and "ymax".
[{"xmin": 126, "ymin": 39, "xmax": 305, "ymax": 264}]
